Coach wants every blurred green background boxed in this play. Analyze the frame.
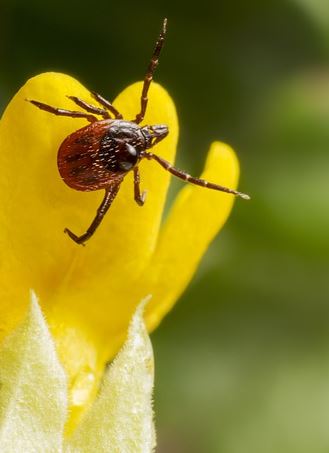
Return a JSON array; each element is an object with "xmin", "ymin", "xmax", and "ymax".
[{"xmin": 1, "ymin": 0, "xmax": 329, "ymax": 451}]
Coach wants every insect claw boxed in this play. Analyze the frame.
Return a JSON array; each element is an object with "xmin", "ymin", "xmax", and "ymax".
[
  {"xmin": 140, "ymin": 190, "xmax": 147, "ymax": 205},
  {"xmin": 135, "ymin": 190, "xmax": 147, "ymax": 206},
  {"xmin": 237, "ymin": 192, "xmax": 251, "ymax": 200},
  {"xmin": 64, "ymin": 227, "xmax": 86, "ymax": 246}
]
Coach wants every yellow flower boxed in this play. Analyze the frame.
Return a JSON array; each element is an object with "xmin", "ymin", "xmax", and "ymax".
[{"xmin": 0, "ymin": 72, "xmax": 240, "ymax": 429}]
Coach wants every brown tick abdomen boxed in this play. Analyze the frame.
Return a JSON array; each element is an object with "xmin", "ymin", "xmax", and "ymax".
[{"xmin": 57, "ymin": 120, "xmax": 121, "ymax": 191}]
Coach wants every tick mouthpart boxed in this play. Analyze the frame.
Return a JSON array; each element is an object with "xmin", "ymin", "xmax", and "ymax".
[
  {"xmin": 141, "ymin": 124, "xmax": 169, "ymax": 148},
  {"xmin": 150, "ymin": 124, "xmax": 169, "ymax": 138}
]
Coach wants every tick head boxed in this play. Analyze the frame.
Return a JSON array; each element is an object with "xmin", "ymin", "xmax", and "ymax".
[{"xmin": 141, "ymin": 124, "xmax": 169, "ymax": 148}]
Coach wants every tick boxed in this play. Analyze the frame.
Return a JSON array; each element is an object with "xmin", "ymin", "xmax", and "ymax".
[{"xmin": 27, "ymin": 18, "xmax": 249, "ymax": 245}]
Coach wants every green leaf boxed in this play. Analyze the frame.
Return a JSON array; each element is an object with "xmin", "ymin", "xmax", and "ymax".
[
  {"xmin": 0, "ymin": 292, "xmax": 67, "ymax": 452},
  {"xmin": 66, "ymin": 297, "xmax": 155, "ymax": 453}
]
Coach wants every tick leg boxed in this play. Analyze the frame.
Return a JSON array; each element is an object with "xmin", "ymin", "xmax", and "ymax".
[
  {"xmin": 90, "ymin": 91, "xmax": 123, "ymax": 119},
  {"xmin": 67, "ymin": 96, "xmax": 111, "ymax": 119},
  {"xmin": 134, "ymin": 18, "xmax": 167, "ymax": 124},
  {"xmin": 144, "ymin": 152, "xmax": 250, "ymax": 200},
  {"xmin": 27, "ymin": 100, "xmax": 97, "ymax": 122},
  {"xmin": 65, "ymin": 182, "xmax": 122, "ymax": 245},
  {"xmin": 133, "ymin": 166, "xmax": 147, "ymax": 206}
]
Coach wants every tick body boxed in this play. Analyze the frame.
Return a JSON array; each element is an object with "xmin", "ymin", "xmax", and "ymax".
[
  {"xmin": 57, "ymin": 120, "xmax": 166, "ymax": 191},
  {"xmin": 28, "ymin": 18, "xmax": 249, "ymax": 245}
]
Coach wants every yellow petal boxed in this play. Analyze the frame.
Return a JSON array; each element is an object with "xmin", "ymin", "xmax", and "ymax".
[
  {"xmin": 0, "ymin": 73, "xmax": 177, "ymax": 338},
  {"xmin": 0, "ymin": 73, "xmax": 177, "ymax": 425},
  {"xmin": 143, "ymin": 142, "xmax": 240, "ymax": 330},
  {"xmin": 0, "ymin": 292, "xmax": 67, "ymax": 452},
  {"xmin": 0, "ymin": 72, "xmax": 93, "ymax": 336},
  {"xmin": 66, "ymin": 298, "xmax": 155, "ymax": 453},
  {"xmin": 48, "ymin": 78, "xmax": 179, "ymax": 344}
]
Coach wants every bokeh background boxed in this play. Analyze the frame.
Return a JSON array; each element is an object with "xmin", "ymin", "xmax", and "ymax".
[{"xmin": 1, "ymin": 0, "xmax": 329, "ymax": 451}]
